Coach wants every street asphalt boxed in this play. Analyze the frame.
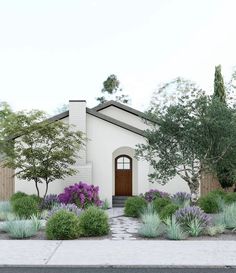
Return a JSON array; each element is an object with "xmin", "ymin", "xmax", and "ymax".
[{"xmin": 0, "ymin": 266, "xmax": 236, "ymax": 273}]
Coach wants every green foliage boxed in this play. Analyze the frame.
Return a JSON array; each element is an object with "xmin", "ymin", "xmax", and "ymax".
[
  {"xmin": 213, "ymin": 65, "xmax": 226, "ymax": 103},
  {"xmin": 153, "ymin": 197, "xmax": 171, "ymax": 214},
  {"xmin": 5, "ymin": 220, "xmax": 38, "ymax": 238},
  {"xmin": 46, "ymin": 210, "xmax": 80, "ymax": 240},
  {"xmin": 0, "ymin": 201, "xmax": 12, "ymax": 220},
  {"xmin": 101, "ymin": 199, "xmax": 110, "ymax": 210},
  {"xmin": 1, "ymin": 109, "xmax": 84, "ymax": 197},
  {"xmin": 165, "ymin": 216, "xmax": 187, "ymax": 240},
  {"xmin": 187, "ymin": 218, "xmax": 204, "ymax": 237},
  {"xmin": 138, "ymin": 208, "xmax": 162, "ymax": 238},
  {"xmin": 224, "ymin": 192, "xmax": 236, "ymax": 204},
  {"xmin": 160, "ymin": 204, "xmax": 179, "ymax": 220},
  {"xmin": 124, "ymin": 196, "xmax": 147, "ymax": 218},
  {"xmin": 198, "ymin": 194, "xmax": 220, "ymax": 213},
  {"xmin": 136, "ymin": 92, "xmax": 236, "ymax": 195},
  {"xmin": 216, "ymin": 203, "xmax": 236, "ymax": 229},
  {"xmin": 10, "ymin": 192, "xmax": 28, "ymax": 203},
  {"xmin": 12, "ymin": 196, "xmax": 39, "ymax": 219},
  {"xmin": 206, "ymin": 225, "xmax": 225, "ymax": 236},
  {"xmin": 79, "ymin": 206, "xmax": 109, "ymax": 237},
  {"xmin": 96, "ymin": 74, "xmax": 130, "ymax": 104}
]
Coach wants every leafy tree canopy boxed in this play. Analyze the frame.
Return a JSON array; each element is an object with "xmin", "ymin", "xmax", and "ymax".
[{"xmin": 96, "ymin": 74, "xmax": 131, "ymax": 104}]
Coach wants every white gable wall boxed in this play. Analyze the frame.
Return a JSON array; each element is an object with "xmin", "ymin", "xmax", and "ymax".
[{"xmin": 99, "ymin": 106, "xmax": 149, "ymax": 131}]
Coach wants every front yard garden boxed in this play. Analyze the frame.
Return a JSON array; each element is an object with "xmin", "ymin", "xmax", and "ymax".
[{"xmin": 1, "ymin": 185, "xmax": 236, "ymax": 241}]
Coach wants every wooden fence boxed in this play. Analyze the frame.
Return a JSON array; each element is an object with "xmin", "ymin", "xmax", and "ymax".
[{"xmin": 0, "ymin": 166, "xmax": 14, "ymax": 200}]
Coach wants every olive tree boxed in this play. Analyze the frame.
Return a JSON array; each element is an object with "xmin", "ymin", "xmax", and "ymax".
[
  {"xmin": 136, "ymin": 95, "xmax": 236, "ymax": 197},
  {"xmin": 0, "ymin": 110, "xmax": 84, "ymax": 198}
]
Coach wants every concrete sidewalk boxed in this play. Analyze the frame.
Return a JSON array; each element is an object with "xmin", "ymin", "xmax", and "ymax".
[{"xmin": 0, "ymin": 240, "xmax": 236, "ymax": 268}]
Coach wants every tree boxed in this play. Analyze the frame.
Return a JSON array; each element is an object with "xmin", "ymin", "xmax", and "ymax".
[
  {"xmin": 96, "ymin": 74, "xmax": 131, "ymax": 104},
  {"xmin": 213, "ymin": 65, "xmax": 236, "ymax": 188},
  {"xmin": 136, "ymin": 94, "xmax": 236, "ymax": 197},
  {"xmin": 150, "ymin": 77, "xmax": 204, "ymax": 112},
  {"xmin": 0, "ymin": 110, "xmax": 84, "ymax": 198},
  {"xmin": 213, "ymin": 65, "xmax": 226, "ymax": 103}
]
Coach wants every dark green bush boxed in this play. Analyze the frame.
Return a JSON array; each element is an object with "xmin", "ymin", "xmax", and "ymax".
[
  {"xmin": 124, "ymin": 196, "xmax": 147, "ymax": 217},
  {"xmin": 225, "ymin": 192, "xmax": 236, "ymax": 204},
  {"xmin": 10, "ymin": 192, "xmax": 28, "ymax": 204},
  {"xmin": 12, "ymin": 196, "xmax": 39, "ymax": 218},
  {"xmin": 29, "ymin": 194, "xmax": 42, "ymax": 206},
  {"xmin": 153, "ymin": 197, "xmax": 171, "ymax": 214},
  {"xmin": 79, "ymin": 206, "xmax": 109, "ymax": 236},
  {"xmin": 46, "ymin": 210, "xmax": 80, "ymax": 240},
  {"xmin": 198, "ymin": 194, "xmax": 220, "ymax": 213},
  {"xmin": 160, "ymin": 204, "xmax": 179, "ymax": 220},
  {"xmin": 210, "ymin": 189, "xmax": 227, "ymax": 198}
]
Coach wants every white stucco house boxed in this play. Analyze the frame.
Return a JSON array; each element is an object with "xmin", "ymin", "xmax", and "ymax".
[{"xmin": 15, "ymin": 100, "xmax": 189, "ymax": 206}]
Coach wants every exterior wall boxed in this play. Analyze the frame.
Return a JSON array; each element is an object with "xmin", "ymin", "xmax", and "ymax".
[
  {"xmin": 86, "ymin": 114, "xmax": 149, "ymax": 206},
  {"xmin": 99, "ymin": 106, "xmax": 149, "ymax": 131}
]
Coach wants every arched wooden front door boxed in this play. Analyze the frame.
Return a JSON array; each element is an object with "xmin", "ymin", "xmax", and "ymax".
[{"xmin": 115, "ymin": 155, "xmax": 132, "ymax": 196}]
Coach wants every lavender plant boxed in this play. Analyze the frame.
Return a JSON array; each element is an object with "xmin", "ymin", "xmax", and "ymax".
[
  {"xmin": 142, "ymin": 189, "xmax": 169, "ymax": 202},
  {"xmin": 46, "ymin": 203, "xmax": 82, "ymax": 219},
  {"xmin": 175, "ymin": 206, "xmax": 211, "ymax": 231},
  {"xmin": 171, "ymin": 192, "xmax": 191, "ymax": 207},
  {"xmin": 40, "ymin": 194, "xmax": 59, "ymax": 210}
]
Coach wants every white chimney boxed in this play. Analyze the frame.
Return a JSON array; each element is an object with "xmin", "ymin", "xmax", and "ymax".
[{"xmin": 69, "ymin": 100, "xmax": 86, "ymax": 165}]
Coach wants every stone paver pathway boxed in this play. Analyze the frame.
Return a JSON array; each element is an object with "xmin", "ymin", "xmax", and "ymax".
[{"xmin": 110, "ymin": 216, "xmax": 141, "ymax": 240}]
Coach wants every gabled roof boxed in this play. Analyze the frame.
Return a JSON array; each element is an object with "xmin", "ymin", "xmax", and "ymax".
[
  {"xmin": 92, "ymin": 100, "xmax": 151, "ymax": 121},
  {"xmin": 48, "ymin": 101, "xmax": 149, "ymax": 137}
]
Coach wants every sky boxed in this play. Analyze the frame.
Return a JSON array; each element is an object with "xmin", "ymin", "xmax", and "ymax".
[{"xmin": 1, "ymin": 0, "xmax": 236, "ymax": 114}]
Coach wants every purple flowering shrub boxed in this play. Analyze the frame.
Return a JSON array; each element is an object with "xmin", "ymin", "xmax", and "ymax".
[
  {"xmin": 40, "ymin": 194, "xmax": 59, "ymax": 210},
  {"xmin": 171, "ymin": 192, "xmax": 191, "ymax": 207},
  {"xmin": 142, "ymin": 189, "xmax": 169, "ymax": 202},
  {"xmin": 58, "ymin": 182, "xmax": 102, "ymax": 208},
  {"xmin": 175, "ymin": 206, "xmax": 212, "ymax": 229},
  {"xmin": 46, "ymin": 203, "xmax": 82, "ymax": 219}
]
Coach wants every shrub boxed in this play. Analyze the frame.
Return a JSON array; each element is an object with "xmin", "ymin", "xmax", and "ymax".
[
  {"xmin": 165, "ymin": 216, "xmax": 187, "ymax": 240},
  {"xmin": 0, "ymin": 201, "xmax": 12, "ymax": 220},
  {"xmin": 58, "ymin": 182, "xmax": 102, "ymax": 208},
  {"xmin": 29, "ymin": 194, "xmax": 42, "ymax": 205},
  {"xmin": 198, "ymin": 194, "xmax": 220, "ymax": 213},
  {"xmin": 160, "ymin": 204, "xmax": 179, "ymax": 220},
  {"xmin": 79, "ymin": 206, "xmax": 109, "ymax": 236},
  {"xmin": 224, "ymin": 192, "xmax": 236, "ymax": 204},
  {"xmin": 210, "ymin": 189, "xmax": 227, "ymax": 198},
  {"xmin": 124, "ymin": 196, "xmax": 147, "ymax": 218},
  {"xmin": 46, "ymin": 203, "xmax": 82, "ymax": 219},
  {"xmin": 143, "ymin": 189, "xmax": 169, "ymax": 202},
  {"xmin": 138, "ymin": 210, "xmax": 162, "ymax": 238},
  {"xmin": 187, "ymin": 218, "xmax": 204, "ymax": 237},
  {"xmin": 12, "ymin": 196, "xmax": 39, "ymax": 219},
  {"xmin": 5, "ymin": 220, "xmax": 38, "ymax": 238},
  {"xmin": 40, "ymin": 194, "xmax": 59, "ymax": 210},
  {"xmin": 216, "ymin": 203, "xmax": 236, "ymax": 229},
  {"xmin": 206, "ymin": 225, "xmax": 225, "ymax": 236},
  {"xmin": 153, "ymin": 198, "xmax": 171, "ymax": 214},
  {"xmin": 171, "ymin": 192, "xmax": 191, "ymax": 207},
  {"xmin": 175, "ymin": 206, "xmax": 211, "ymax": 230},
  {"xmin": 46, "ymin": 210, "xmax": 80, "ymax": 240},
  {"xmin": 10, "ymin": 192, "xmax": 27, "ymax": 203}
]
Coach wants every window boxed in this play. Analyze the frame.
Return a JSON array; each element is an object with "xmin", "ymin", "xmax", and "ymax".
[{"xmin": 116, "ymin": 156, "xmax": 131, "ymax": 170}]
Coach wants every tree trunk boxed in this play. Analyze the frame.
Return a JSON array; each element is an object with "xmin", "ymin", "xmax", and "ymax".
[
  {"xmin": 44, "ymin": 182, "xmax": 49, "ymax": 199},
  {"xmin": 34, "ymin": 179, "xmax": 40, "ymax": 197},
  {"xmin": 188, "ymin": 176, "xmax": 200, "ymax": 202}
]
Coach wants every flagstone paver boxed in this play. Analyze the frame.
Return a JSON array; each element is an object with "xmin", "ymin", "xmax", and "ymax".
[{"xmin": 109, "ymin": 216, "xmax": 141, "ymax": 240}]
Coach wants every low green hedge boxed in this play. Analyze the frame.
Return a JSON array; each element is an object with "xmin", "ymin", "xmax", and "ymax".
[
  {"xmin": 153, "ymin": 197, "xmax": 171, "ymax": 214},
  {"xmin": 12, "ymin": 196, "xmax": 39, "ymax": 218},
  {"xmin": 79, "ymin": 206, "xmax": 109, "ymax": 236},
  {"xmin": 124, "ymin": 196, "xmax": 147, "ymax": 218},
  {"xmin": 160, "ymin": 204, "xmax": 179, "ymax": 220},
  {"xmin": 46, "ymin": 210, "xmax": 80, "ymax": 240}
]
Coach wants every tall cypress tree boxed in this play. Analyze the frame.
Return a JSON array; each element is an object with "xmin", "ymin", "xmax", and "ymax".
[{"xmin": 213, "ymin": 65, "xmax": 226, "ymax": 103}]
